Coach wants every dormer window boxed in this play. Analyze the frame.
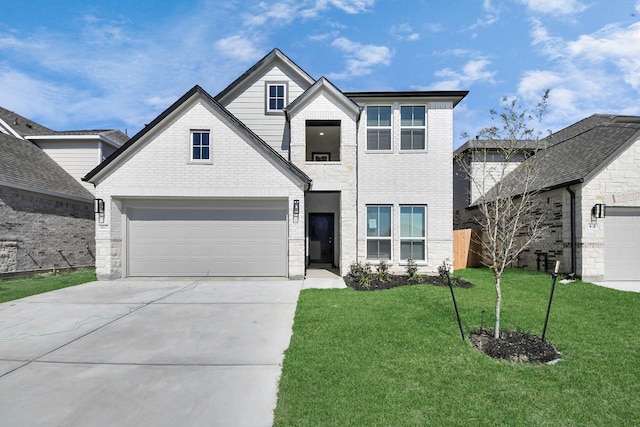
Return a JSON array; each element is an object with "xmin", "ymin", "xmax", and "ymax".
[{"xmin": 266, "ymin": 82, "xmax": 287, "ymax": 113}]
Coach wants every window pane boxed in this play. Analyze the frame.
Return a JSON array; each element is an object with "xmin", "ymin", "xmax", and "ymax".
[
  {"xmin": 270, "ymin": 99, "xmax": 278, "ymax": 110},
  {"xmin": 276, "ymin": 85, "xmax": 284, "ymax": 97},
  {"xmin": 413, "ymin": 130, "xmax": 425, "ymax": 149},
  {"xmin": 201, "ymin": 133, "xmax": 209, "ymax": 146},
  {"xmin": 413, "ymin": 106, "xmax": 425, "ymax": 126},
  {"xmin": 378, "ymin": 106, "xmax": 391, "ymax": 126},
  {"xmin": 401, "ymin": 130, "xmax": 412, "ymax": 150},
  {"xmin": 276, "ymin": 99, "xmax": 284, "ymax": 109},
  {"xmin": 378, "ymin": 130, "xmax": 391, "ymax": 150},
  {"xmin": 401, "ymin": 207, "xmax": 425, "ymax": 237},
  {"xmin": 379, "ymin": 206, "xmax": 391, "ymax": 237},
  {"xmin": 270, "ymin": 86, "xmax": 277, "ymax": 97},
  {"xmin": 401, "ymin": 130, "xmax": 425, "ymax": 150},
  {"xmin": 192, "ymin": 147, "xmax": 200, "ymax": 160},
  {"xmin": 202, "ymin": 147, "xmax": 210, "ymax": 159},
  {"xmin": 401, "ymin": 241, "xmax": 424, "ymax": 260},
  {"xmin": 368, "ymin": 240, "xmax": 391, "ymax": 259},
  {"xmin": 401, "ymin": 107, "xmax": 413, "ymax": 126},
  {"xmin": 193, "ymin": 132, "xmax": 201, "ymax": 146}
]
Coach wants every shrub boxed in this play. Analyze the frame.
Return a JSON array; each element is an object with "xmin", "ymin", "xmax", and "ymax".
[
  {"xmin": 406, "ymin": 257, "xmax": 422, "ymax": 284},
  {"xmin": 375, "ymin": 260, "xmax": 391, "ymax": 282},
  {"xmin": 349, "ymin": 261, "xmax": 373, "ymax": 288}
]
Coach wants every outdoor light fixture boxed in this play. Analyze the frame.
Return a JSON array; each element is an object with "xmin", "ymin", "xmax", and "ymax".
[
  {"xmin": 93, "ymin": 198, "xmax": 105, "ymax": 214},
  {"xmin": 293, "ymin": 199, "xmax": 300, "ymax": 215},
  {"xmin": 592, "ymin": 203, "xmax": 606, "ymax": 219}
]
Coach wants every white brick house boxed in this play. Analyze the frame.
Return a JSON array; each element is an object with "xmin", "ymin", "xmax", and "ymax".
[
  {"xmin": 454, "ymin": 114, "xmax": 640, "ymax": 281},
  {"xmin": 84, "ymin": 49, "xmax": 467, "ymax": 279}
]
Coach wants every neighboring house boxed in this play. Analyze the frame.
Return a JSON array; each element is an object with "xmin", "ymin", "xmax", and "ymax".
[
  {"xmin": 453, "ymin": 139, "xmax": 538, "ymax": 229},
  {"xmin": 83, "ymin": 48, "xmax": 467, "ymax": 279},
  {"xmin": 0, "ymin": 133, "xmax": 95, "ymax": 274},
  {"xmin": 0, "ymin": 106, "xmax": 127, "ymax": 195},
  {"xmin": 0, "ymin": 107, "xmax": 127, "ymax": 274},
  {"xmin": 454, "ymin": 114, "xmax": 640, "ymax": 281}
]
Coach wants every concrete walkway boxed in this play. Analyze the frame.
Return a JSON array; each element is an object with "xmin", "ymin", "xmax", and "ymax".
[{"xmin": 0, "ymin": 279, "xmax": 304, "ymax": 427}]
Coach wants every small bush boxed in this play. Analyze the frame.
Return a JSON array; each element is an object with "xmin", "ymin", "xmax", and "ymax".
[
  {"xmin": 349, "ymin": 261, "xmax": 373, "ymax": 288},
  {"xmin": 375, "ymin": 260, "xmax": 391, "ymax": 282},
  {"xmin": 406, "ymin": 257, "xmax": 422, "ymax": 284}
]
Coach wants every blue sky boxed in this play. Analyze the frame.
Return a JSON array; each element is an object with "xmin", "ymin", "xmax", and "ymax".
[{"xmin": 1, "ymin": 0, "xmax": 640, "ymax": 148}]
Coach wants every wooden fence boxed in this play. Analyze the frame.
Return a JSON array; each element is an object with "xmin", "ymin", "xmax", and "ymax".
[{"xmin": 453, "ymin": 228, "xmax": 482, "ymax": 270}]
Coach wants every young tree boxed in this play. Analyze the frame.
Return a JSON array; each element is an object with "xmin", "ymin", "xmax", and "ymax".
[{"xmin": 456, "ymin": 91, "xmax": 550, "ymax": 338}]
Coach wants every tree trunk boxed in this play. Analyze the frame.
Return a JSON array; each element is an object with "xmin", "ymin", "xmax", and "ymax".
[{"xmin": 494, "ymin": 274, "xmax": 502, "ymax": 339}]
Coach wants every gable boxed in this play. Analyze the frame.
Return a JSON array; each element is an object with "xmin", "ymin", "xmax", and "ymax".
[{"xmin": 86, "ymin": 88, "xmax": 310, "ymax": 191}]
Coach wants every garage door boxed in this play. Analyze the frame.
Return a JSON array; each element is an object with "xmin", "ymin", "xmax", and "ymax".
[
  {"xmin": 604, "ymin": 207, "xmax": 640, "ymax": 280},
  {"xmin": 127, "ymin": 200, "xmax": 287, "ymax": 277}
]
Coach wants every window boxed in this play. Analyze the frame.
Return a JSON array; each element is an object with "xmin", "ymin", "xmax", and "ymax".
[
  {"xmin": 306, "ymin": 120, "xmax": 341, "ymax": 161},
  {"xmin": 400, "ymin": 206, "xmax": 426, "ymax": 260},
  {"xmin": 400, "ymin": 105, "xmax": 426, "ymax": 150},
  {"xmin": 367, "ymin": 206, "xmax": 392, "ymax": 259},
  {"xmin": 266, "ymin": 82, "xmax": 287, "ymax": 113},
  {"xmin": 366, "ymin": 106, "xmax": 391, "ymax": 150},
  {"xmin": 191, "ymin": 130, "xmax": 210, "ymax": 161}
]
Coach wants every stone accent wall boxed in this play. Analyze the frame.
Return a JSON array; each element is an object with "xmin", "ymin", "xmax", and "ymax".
[{"xmin": 0, "ymin": 186, "xmax": 95, "ymax": 274}]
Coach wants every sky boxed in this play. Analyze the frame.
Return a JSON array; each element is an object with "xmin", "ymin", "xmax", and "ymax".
[{"xmin": 1, "ymin": 0, "xmax": 640, "ymax": 148}]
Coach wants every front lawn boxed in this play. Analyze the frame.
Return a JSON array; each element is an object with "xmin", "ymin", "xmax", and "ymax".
[
  {"xmin": 0, "ymin": 269, "xmax": 97, "ymax": 303},
  {"xmin": 274, "ymin": 268, "xmax": 640, "ymax": 426}
]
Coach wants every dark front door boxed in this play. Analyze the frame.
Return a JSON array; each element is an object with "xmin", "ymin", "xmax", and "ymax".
[{"xmin": 309, "ymin": 213, "xmax": 334, "ymax": 265}]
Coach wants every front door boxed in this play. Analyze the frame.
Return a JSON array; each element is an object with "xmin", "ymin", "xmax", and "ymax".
[{"xmin": 309, "ymin": 213, "xmax": 334, "ymax": 265}]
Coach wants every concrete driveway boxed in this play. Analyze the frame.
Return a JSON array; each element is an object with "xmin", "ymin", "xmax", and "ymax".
[{"xmin": 0, "ymin": 278, "xmax": 302, "ymax": 427}]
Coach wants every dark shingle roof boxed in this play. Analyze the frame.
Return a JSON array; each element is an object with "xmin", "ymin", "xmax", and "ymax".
[
  {"xmin": 0, "ymin": 106, "xmax": 55, "ymax": 136},
  {"xmin": 498, "ymin": 114, "xmax": 640, "ymax": 196},
  {"xmin": 0, "ymin": 133, "xmax": 93, "ymax": 201}
]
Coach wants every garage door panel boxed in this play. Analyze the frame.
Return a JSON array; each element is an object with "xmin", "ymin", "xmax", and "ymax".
[
  {"xmin": 128, "ymin": 202, "xmax": 287, "ymax": 277},
  {"xmin": 604, "ymin": 207, "xmax": 640, "ymax": 280}
]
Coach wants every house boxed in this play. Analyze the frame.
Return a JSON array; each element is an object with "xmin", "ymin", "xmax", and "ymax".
[
  {"xmin": 83, "ymin": 48, "xmax": 467, "ymax": 280},
  {"xmin": 1, "ymin": 106, "xmax": 126, "ymax": 195},
  {"xmin": 0, "ymin": 107, "xmax": 127, "ymax": 275},
  {"xmin": 454, "ymin": 114, "xmax": 640, "ymax": 281},
  {"xmin": 453, "ymin": 139, "xmax": 539, "ymax": 229}
]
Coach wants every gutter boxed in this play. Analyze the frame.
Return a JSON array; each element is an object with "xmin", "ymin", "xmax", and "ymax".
[{"xmin": 565, "ymin": 185, "xmax": 577, "ymax": 275}]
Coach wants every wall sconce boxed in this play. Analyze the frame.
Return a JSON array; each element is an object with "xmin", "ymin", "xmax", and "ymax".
[
  {"xmin": 592, "ymin": 203, "xmax": 606, "ymax": 219},
  {"xmin": 293, "ymin": 199, "xmax": 300, "ymax": 215},
  {"xmin": 93, "ymin": 198, "xmax": 105, "ymax": 214}
]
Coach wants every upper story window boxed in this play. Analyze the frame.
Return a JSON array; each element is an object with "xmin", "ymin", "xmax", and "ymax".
[
  {"xmin": 306, "ymin": 120, "xmax": 341, "ymax": 162},
  {"xmin": 400, "ymin": 105, "xmax": 426, "ymax": 150},
  {"xmin": 366, "ymin": 106, "xmax": 391, "ymax": 150},
  {"xmin": 191, "ymin": 130, "xmax": 210, "ymax": 161},
  {"xmin": 266, "ymin": 82, "xmax": 287, "ymax": 113}
]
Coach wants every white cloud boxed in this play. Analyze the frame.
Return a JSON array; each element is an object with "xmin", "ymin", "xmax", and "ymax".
[
  {"xmin": 301, "ymin": 0, "xmax": 375, "ymax": 17},
  {"xmin": 430, "ymin": 59, "xmax": 496, "ymax": 90},
  {"xmin": 517, "ymin": 0, "xmax": 588, "ymax": 15},
  {"xmin": 327, "ymin": 38, "xmax": 392, "ymax": 79},
  {"xmin": 214, "ymin": 35, "xmax": 263, "ymax": 62},
  {"xmin": 390, "ymin": 24, "xmax": 420, "ymax": 41}
]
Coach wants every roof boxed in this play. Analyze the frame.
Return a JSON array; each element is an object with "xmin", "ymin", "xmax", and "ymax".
[
  {"xmin": 214, "ymin": 48, "xmax": 316, "ymax": 105},
  {"xmin": 56, "ymin": 129, "xmax": 129, "ymax": 145},
  {"xmin": 83, "ymin": 85, "xmax": 312, "ymax": 187},
  {"xmin": 496, "ymin": 114, "xmax": 640, "ymax": 196},
  {"xmin": 0, "ymin": 132, "xmax": 94, "ymax": 201},
  {"xmin": 0, "ymin": 106, "xmax": 55, "ymax": 137},
  {"xmin": 345, "ymin": 90, "xmax": 468, "ymax": 107},
  {"xmin": 454, "ymin": 139, "xmax": 541, "ymax": 155}
]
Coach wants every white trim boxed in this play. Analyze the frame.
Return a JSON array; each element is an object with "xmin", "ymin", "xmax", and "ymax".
[
  {"xmin": 265, "ymin": 82, "xmax": 288, "ymax": 114},
  {"xmin": 0, "ymin": 117, "xmax": 24, "ymax": 139},
  {"xmin": 188, "ymin": 129, "xmax": 213, "ymax": 164},
  {"xmin": 399, "ymin": 105, "xmax": 427, "ymax": 151},
  {"xmin": 27, "ymin": 134, "xmax": 122, "ymax": 149},
  {"xmin": 365, "ymin": 105, "xmax": 393, "ymax": 151},
  {"xmin": 0, "ymin": 180, "xmax": 92, "ymax": 204}
]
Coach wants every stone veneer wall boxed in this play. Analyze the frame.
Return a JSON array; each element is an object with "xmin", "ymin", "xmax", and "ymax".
[{"xmin": 0, "ymin": 186, "xmax": 95, "ymax": 274}]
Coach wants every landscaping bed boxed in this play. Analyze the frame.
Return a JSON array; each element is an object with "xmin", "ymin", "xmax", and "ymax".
[{"xmin": 344, "ymin": 273, "xmax": 474, "ymax": 291}]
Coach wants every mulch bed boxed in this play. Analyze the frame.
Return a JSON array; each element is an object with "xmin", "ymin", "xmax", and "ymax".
[
  {"xmin": 344, "ymin": 274, "xmax": 474, "ymax": 291},
  {"xmin": 469, "ymin": 329, "xmax": 561, "ymax": 363}
]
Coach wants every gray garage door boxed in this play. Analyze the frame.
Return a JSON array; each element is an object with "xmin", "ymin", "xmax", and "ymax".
[
  {"xmin": 604, "ymin": 207, "xmax": 640, "ymax": 280},
  {"xmin": 127, "ymin": 200, "xmax": 288, "ymax": 277}
]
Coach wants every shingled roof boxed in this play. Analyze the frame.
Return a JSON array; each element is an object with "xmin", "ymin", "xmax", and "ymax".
[
  {"xmin": 0, "ymin": 132, "xmax": 93, "ymax": 201},
  {"xmin": 0, "ymin": 106, "xmax": 55, "ymax": 137},
  {"xmin": 496, "ymin": 114, "xmax": 640, "ymax": 197}
]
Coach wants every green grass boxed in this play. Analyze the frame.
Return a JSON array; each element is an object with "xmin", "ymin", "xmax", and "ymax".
[
  {"xmin": 0, "ymin": 269, "xmax": 97, "ymax": 303},
  {"xmin": 274, "ymin": 268, "xmax": 640, "ymax": 426}
]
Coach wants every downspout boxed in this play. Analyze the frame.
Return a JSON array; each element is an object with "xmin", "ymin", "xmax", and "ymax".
[{"xmin": 566, "ymin": 185, "xmax": 576, "ymax": 275}]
